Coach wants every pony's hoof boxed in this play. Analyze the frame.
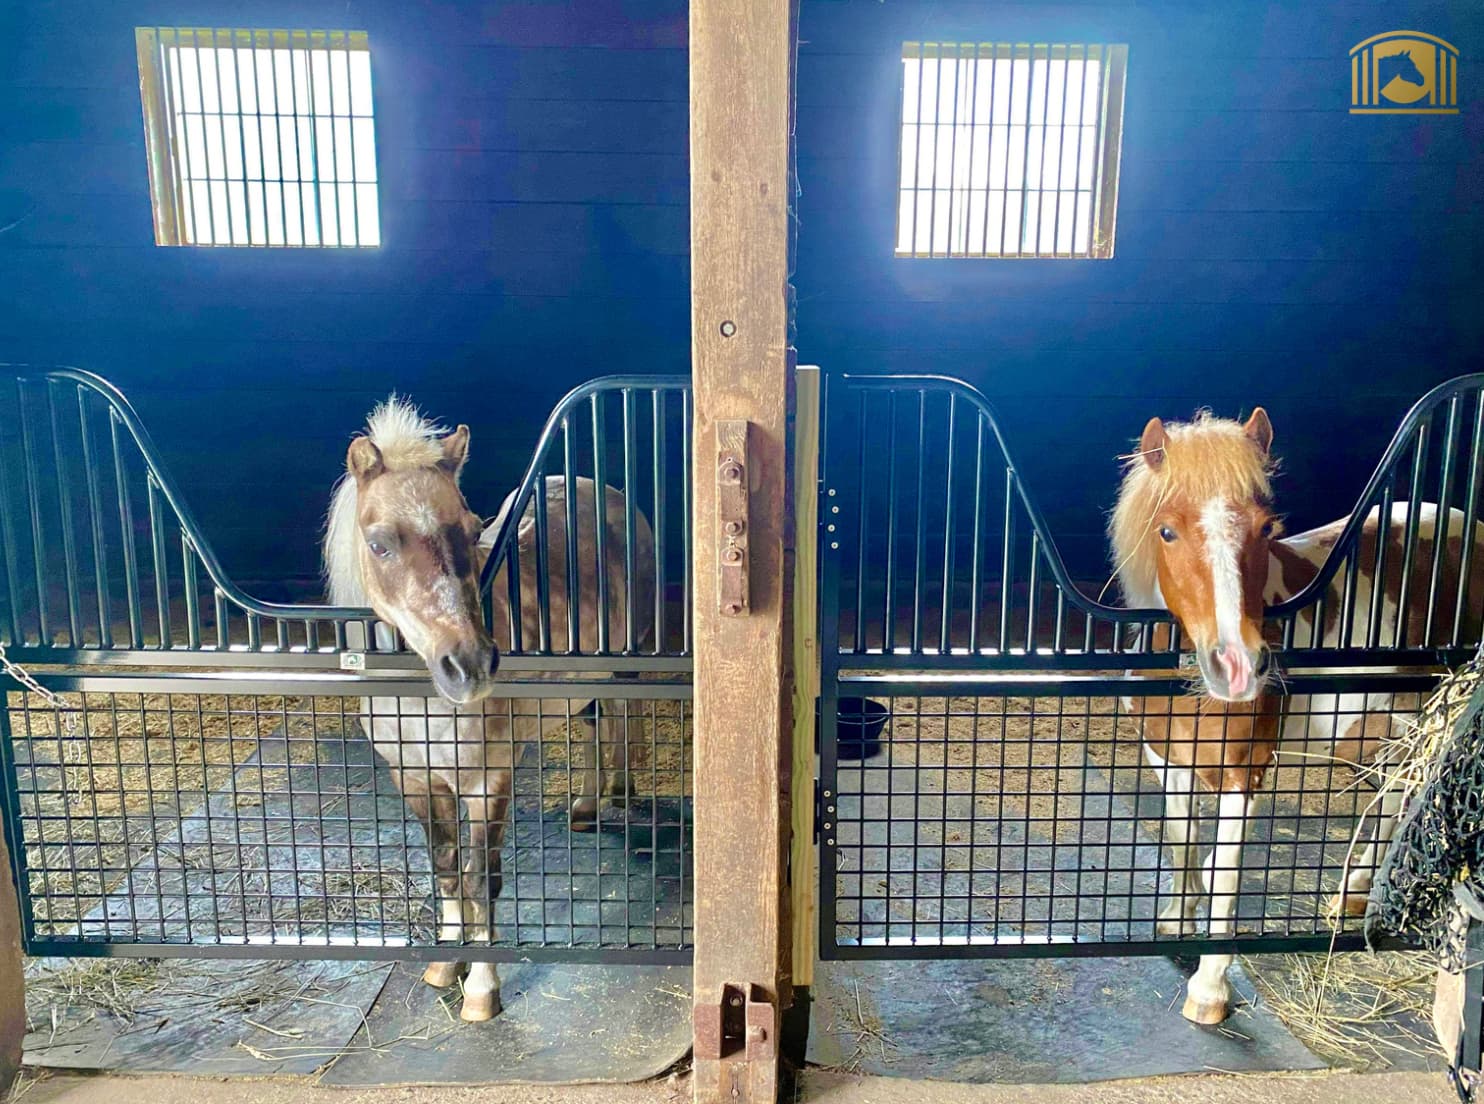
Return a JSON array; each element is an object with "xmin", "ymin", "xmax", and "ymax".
[
  {"xmin": 422, "ymin": 961, "xmax": 463, "ymax": 989},
  {"xmin": 570, "ymin": 815, "xmax": 598, "ymax": 833},
  {"xmin": 460, "ymin": 991, "xmax": 502, "ymax": 1022},
  {"xmin": 1181, "ymin": 994, "xmax": 1230, "ymax": 1025},
  {"xmin": 1328, "ymin": 890, "xmax": 1370, "ymax": 919},
  {"xmin": 1156, "ymin": 916, "xmax": 1200, "ymax": 938}
]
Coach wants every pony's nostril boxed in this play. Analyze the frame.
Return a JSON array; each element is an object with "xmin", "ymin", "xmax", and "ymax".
[{"xmin": 438, "ymin": 652, "xmax": 468, "ymax": 686}]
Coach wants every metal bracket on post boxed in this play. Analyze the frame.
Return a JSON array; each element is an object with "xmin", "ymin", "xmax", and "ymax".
[
  {"xmin": 717, "ymin": 420, "xmax": 751, "ymax": 618},
  {"xmin": 694, "ymin": 983, "xmax": 778, "ymax": 1100}
]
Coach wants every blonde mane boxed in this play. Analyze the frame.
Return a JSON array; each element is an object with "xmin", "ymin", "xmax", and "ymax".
[
  {"xmin": 1108, "ymin": 412, "xmax": 1274, "ymax": 608},
  {"xmin": 323, "ymin": 397, "xmax": 451, "ymax": 607}
]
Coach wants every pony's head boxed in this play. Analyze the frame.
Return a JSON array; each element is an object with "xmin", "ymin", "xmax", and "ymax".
[
  {"xmin": 328, "ymin": 399, "xmax": 498, "ymax": 704},
  {"xmin": 1110, "ymin": 408, "xmax": 1279, "ymax": 702}
]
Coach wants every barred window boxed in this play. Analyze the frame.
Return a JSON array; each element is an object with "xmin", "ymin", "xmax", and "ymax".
[
  {"xmin": 135, "ymin": 28, "xmax": 380, "ymax": 248},
  {"xmin": 897, "ymin": 42, "xmax": 1128, "ymax": 259}
]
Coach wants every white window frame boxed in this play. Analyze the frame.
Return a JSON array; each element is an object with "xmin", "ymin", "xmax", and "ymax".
[
  {"xmin": 135, "ymin": 28, "xmax": 380, "ymax": 248},
  {"xmin": 897, "ymin": 42, "xmax": 1128, "ymax": 259}
]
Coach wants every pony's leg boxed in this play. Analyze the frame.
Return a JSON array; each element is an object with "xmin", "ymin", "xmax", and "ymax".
[
  {"xmin": 404, "ymin": 781, "xmax": 465, "ymax": 990},
  {"xmin": 1333, "ymin": 784, "xmax": 1404, "ymax": 918},
  {"xmin": 1184, "ymin": 790, "xmax": 1250, "ymax": 1025},
  {"xmin": 1143, "ymin": 744, "xmax": 1202, "ymax": 936},
  {"xmin": 569, "ymin": 701, "xmax": 622, "ymax": 832},
  {"xmin": 457, "ymin": 788, "xmax": 510, "ymax": 1022}
]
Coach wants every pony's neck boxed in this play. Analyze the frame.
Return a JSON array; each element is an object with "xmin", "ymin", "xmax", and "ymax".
[{"xmin": 323, "ymin": 473, "xmax": 369, "ymax": 607}]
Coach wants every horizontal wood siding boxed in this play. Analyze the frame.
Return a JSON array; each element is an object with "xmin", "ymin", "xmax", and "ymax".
[{"xmin": 795, "ymin": 0, "xmax": 1484, "ymax": 582}]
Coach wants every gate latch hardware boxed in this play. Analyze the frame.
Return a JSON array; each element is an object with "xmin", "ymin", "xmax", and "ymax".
[
  {"xmin": 694, "ymin": 982, "xmax": 776, "ymax": 1063},
  {"xmin": 340, "ymin": 652, "xmax": 366, "ymax": 672},
  {"xmin": 717, "ymin": 420, "xmax": 750, "ymax": 617}
]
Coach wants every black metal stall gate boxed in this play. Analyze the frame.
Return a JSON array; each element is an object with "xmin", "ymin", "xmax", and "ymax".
[
  {"xmin": 816, "ymin": 370, "xmax": 1484, "ymax": 964},
  {"xmin": 0, "ymin": 367, "xmax": 694, "ymax": 967}
]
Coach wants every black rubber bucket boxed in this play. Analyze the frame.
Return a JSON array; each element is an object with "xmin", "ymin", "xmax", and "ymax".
[{"xmin": 815, "ymin": 697, "xmax": 889, "ymax": 761}]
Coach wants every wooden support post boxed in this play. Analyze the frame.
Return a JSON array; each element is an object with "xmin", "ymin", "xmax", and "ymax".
[
  {"xmin": 789, "ymin": 366, "xmax": 821, "ymax": 994},
  {"xmin": 1, "ymin": 816, "xmax": 24, "ymax": 1094},
  {"xmin": 689, "ymin": 0, "xmax": 797, "ymax": 1100}
]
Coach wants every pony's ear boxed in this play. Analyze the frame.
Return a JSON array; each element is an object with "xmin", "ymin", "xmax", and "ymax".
[
  {"xmin": 347, "ymin": 436, "xmax": 384, "ymax": 484},
  {"xmin": 438, "ymin": 424, "xmax": 470, "ymax": 478},
  {"xmin": 1244, "ymin": 407, "xmax": 1274, "ymax": 457},
  {"xmin": 1139, "ymin": 417, "xmax": 1166, "ymax": 469}
]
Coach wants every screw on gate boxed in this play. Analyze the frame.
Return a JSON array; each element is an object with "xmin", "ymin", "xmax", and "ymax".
[{"xmin": 717, "ymin": 420, "xmax": 750, "ymax": 618}]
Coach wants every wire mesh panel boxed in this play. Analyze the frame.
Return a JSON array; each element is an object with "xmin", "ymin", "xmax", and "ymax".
[
  {"xmin": 818, "ymin": 370, "xmax": 1484, "ymax": 960},
  {"xmin": 2, "ymin": 677, "xmax": 691, "ymax": 961},
  {"xmin": 0, "ymin": 366, "xmax": 695, "ymax": 964}
]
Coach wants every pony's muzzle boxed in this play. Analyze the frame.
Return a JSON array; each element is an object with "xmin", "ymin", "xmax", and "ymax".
[
  {"xmin": 430, "ymin": 641, "xmax": 499, "ymax": 704},
  {"xmin": 1199, "ymin": 641, "xmax": 1266, "ymax": 703}
]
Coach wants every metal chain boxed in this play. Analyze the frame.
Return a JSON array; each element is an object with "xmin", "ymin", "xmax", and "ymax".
[{"xmin": 0, "ymin": 640, "xmax": 78, "ymax": 734}]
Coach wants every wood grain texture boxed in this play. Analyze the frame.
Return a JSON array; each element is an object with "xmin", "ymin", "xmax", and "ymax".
[
  {"xmin": 689, "ymin": 0, "xmax": 797, "ymax": 1097},
  {"xmin": 789, "ymin": 367, "xmax": 821, "ymax": 990},
  {"xmin": 0, "ymin": 812, "xmax": 24, "ymax": 1095}
]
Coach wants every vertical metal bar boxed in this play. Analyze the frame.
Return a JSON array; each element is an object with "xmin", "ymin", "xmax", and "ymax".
[
  {"xmin": 243, "ymin": 28, "xmax": 275, "ymax": 245},
  {"xmin": 18, "ymin": 382, "xmax": 52, "ymax": 644},
  {"xmin": 45, "ymin": 382, "xmax": 82, "ymax": 645},
  {"xmin": 997, "ymin": 43, "xmax": 1017, "ymax": 253},
  {"xmin": 108, "ymin": 412, "xmax": 143, "ymax": 646},
  {"xmin": 247, "ymin": 610, "xmax": 261, "ymax": 651},
  {"xmin": 939, "ymin": 394, "xmax": 957, "ymax": 651},
  {"xmin": 188, "ymin": 28, "xmax": 219, "ymax": 244},
  {"xmin": 533, "ymin": 464, "xmax": 552, "ymax": 653},
  {"xmin": 911, "ymin": 391, "xmax": 927, "ymax": 653},
  {"xmin": 623, "ymin": 388, "xmax": 639, "ymax": 654},
  {"xmin": 221, "ymin": 29, "xmax": 253, "ymax": 244},
  {"xmin": 1338, "ymin": 546, "xmax": 1361, "ymax": 649},
  {"xmin": 909, "ymin": 42, "xmax": 928, "ymax": 254},
  {"xmin": 214, "ymin": 587, "xmax": 229, "ymax": 650},
  {"xmin": 76, "ymin": 387, "xmax": 113, "ymax": 648},
  {"xmin": 1454, "ymin": 393, "xmax": 1484, "ymax": 645},
  {"xmin": 925, "ymin": 44, "xmax": 945, "ymax": 256},
  {"xmin": 591, "ymin": 393, "xmax": 611, "ymax": 654},
  {"xmin": 146, "ymin": 474, "xmax": 172, "ymax": 648},
  {"xmin": 883, "ymin": 394, "xmax": 900, "ymax": 653},
  {"xmin": 505, "ymin": 528, "xmax": 523, "ymax": 653},
  {"xmin": 968, "ymin": 415, "xmax": 985, "ymax": 652},
  {"xmin": 651, "ymin": 390, "xmax": 666, "ymax": 654},
  {"xmin": 341, "ymin": 31, "xmax": 362, "ymax": 245},
  {"xmin": 1024, "ymin": 533, "xmax": 1041, "ymax": 652},
  {"xmin": 1426, "ymin": 396, "xmax": 1461, "ymax": 646},
  {"xmin": 1366, "ymin": 478, "xmax": 1395, "ymax": 650},
  {"xmin": 303, "ymin": 30, "xmax": 325, "ymax": 244},
  {"xmin": 853, "ymin": 390, "xmax": 869, "ymax": 653},
  {"xmin": 942, "ymin": 45, "xmax": 963, "ymax": 255},
  {"xmin": 999, "ymin": 468, "xmax": 1015, "ymax": 652},
  {"xmin": 1394, "ymin": 419, "xmax": 1430, "ymax": 648},
  {"xmin": 1015, "ymin": 43, "xmax": 1038, "ymax": 255},
  {"xmin": 1073, "ymin": 44, "xmax": 1102, "ymax": 255},
  {"xmin": 562, "ymin": 417, "xmax": 581, "ymax": 653},
  {"xmin": 181, "ymin": 534, "xmax": 201, "ymax": 649},
  {"xmin": 0, "ymin": 399, "xmax": 24, "ymax": 643},
  {"xmin": 286, "ymin": 29, "xmax": 311, "ymax": 244}
]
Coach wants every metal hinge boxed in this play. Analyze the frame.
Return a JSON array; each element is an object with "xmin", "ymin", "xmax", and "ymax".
[
  {"xmin": 812, "ymin": 779, "xmax": 821, "ymax": 841},
  {"xmin": 694, "ymin": 982, "xmax": 777, "ymax": 1065}
]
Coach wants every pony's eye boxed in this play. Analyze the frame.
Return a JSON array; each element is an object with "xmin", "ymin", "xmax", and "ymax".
[
  {"xmin": 367, "ymin": 539, "xmax": 391, "ymax": 559},
  {"xmin": 1260, "ymin": 520, "xmax": 1275, "ymax": 538},
  {"xmin": 1158, "ymin": 526, "xmax": 1177, "ymax": 543}
]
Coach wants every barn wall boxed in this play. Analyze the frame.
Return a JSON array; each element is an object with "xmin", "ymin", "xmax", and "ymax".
[
  {"xmin": 794, "ymin": 0, "xmax": 1484, "ymax": 581},
  {"xmin": 0, "ymin": 0, "xmax": 689, "ymax": 590}
]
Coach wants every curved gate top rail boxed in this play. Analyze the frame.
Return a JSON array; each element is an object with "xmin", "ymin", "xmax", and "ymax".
[
  {"xmin": 0, "ymin": 365, "xmax": 693, "ymax": 672},
  {"xmin": 822, "ymin": 370, "xmax": 1484, "ymax": 673}
]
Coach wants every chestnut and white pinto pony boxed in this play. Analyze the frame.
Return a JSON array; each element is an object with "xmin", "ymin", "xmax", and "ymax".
[
  {"xmin": 1110, "ymin": 408, "xmax": 1484, "ymax": 1025},
  {"xmin": 324, "ymin": 398, "xmax": 654, "ymax": 1021}
]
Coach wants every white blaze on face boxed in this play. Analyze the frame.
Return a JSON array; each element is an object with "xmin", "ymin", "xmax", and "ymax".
[{"xmin": 1200, "ymin": 497, "xmax": 1252, "ymax": 697}]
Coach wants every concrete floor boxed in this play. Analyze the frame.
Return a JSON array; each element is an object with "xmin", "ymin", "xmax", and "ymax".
[{"xmin": 5, "ymin": 1070, "xmax": 1460, "ymax": 1104}]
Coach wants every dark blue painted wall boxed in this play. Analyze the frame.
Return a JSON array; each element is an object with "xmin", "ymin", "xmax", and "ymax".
[
  {"xmin": 795, "ymin": 0, "xmax": 1484, "ymax": 582},
  {"xmin": 0, "ymin": 0, "xmax": 690, "ymax": 592},
  {"xmin": 2, "ymin": 1, "xmax": 1482, "ymax": 590}
]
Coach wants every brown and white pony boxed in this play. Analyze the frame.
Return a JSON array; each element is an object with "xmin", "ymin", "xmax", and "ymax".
[
  {"xmin": 1110, "ymin": 408, "xmax": 1484, "ymax": 1025},
  {"xmin": 324, "ymin": 398, "xmax": 654, "ymax": 1021}
]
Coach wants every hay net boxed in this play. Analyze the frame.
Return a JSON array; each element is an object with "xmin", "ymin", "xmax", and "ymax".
[{"xmin": 1366, "ymin": 645, "xmax": 1484, "ymax": 973}]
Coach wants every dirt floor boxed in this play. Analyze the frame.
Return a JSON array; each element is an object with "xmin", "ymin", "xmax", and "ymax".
[{"xmin": 3, "ymin": 1069, "xmax": 1461, "ymax": 1104}]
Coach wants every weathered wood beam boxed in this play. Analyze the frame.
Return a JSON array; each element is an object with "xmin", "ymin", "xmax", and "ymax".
[{"xmin": 689, "ymin": 0, "xmax": 798, "ymax": 1098}]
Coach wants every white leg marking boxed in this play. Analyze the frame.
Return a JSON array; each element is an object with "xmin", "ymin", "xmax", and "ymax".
[
  {"xmin": 1184, "ymin": 791, "xmax": 1250, "ymax": 1025},
  {"xmin": 1144, "ymin": 744, "xmax": 1201, "ymax": 935}
]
